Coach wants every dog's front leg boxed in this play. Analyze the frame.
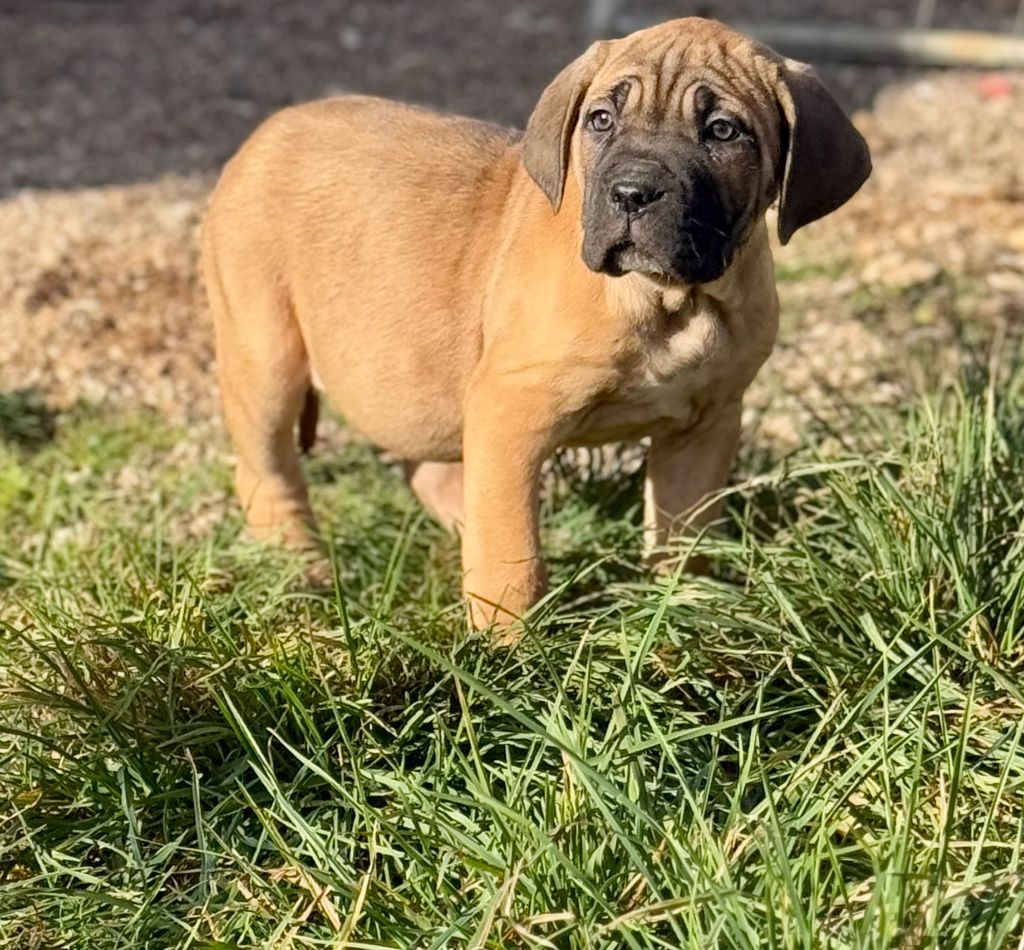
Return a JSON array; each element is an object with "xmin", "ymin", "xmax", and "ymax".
[
  {"xmin": 643, "ymin": 406, "xmax": 743, "ymax": 574},
  {"xmin": 460, "ymin": 377, "xmax": 554, "ymax": 632}
]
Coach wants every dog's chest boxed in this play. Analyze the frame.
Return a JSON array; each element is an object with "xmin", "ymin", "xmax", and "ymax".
[{"xmin": 567, "ymin": 302, "xmax": 769, "ymax": 445}]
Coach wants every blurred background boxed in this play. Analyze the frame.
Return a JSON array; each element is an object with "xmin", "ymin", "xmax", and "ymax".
[
  {"xmin": 2, "ymin": 0, "xmax": 1021, "ymax": 193},
  {"xmin": 0, "ymin": 0, "xmax": 1022, "ymax": 437}
]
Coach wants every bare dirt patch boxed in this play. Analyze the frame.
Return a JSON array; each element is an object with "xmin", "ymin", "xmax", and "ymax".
[{"xmin": 0, "ymin": 176, "xmax": 214, "ymax": 421}]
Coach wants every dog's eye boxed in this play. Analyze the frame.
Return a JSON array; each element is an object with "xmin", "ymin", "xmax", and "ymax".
[
  {"xmin": 706, "ymin": 118, "xmax": 740, "ymax": 142},
  {"xmin": 587, "ymin": 109, "xmax": 614, "ymax": 133}
]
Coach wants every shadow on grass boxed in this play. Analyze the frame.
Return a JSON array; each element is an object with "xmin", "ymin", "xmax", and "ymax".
[{"xmin": 0, "ymin": 388, "xmax": 56, "ymax": 448}]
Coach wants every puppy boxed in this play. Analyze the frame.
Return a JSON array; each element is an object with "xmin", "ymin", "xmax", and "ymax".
[{"xmin": 201, "ymin": 17, "xmax": 870, "ymax": 628}]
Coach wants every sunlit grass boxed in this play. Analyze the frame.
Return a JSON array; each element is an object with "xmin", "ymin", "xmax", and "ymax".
[{"xmin": 1, "ymin": 344, "xmax": 1023, "ymax": 948}]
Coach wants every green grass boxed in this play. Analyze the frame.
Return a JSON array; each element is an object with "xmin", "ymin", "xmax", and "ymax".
[{"xmin": 2, "ymin": 345, "xmax": 1024, "ymax": 949}]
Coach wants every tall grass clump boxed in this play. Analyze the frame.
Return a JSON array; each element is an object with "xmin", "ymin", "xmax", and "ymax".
[{"xmin": 1, "ymin": 350, "xmax": 1023, "ymax": 948}]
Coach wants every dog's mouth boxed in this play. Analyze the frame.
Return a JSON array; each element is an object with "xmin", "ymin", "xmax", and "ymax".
[
  {"xmin": 597, "ymin": 240, "xmax": 669, "ymax": 279},
  {"xmin": 583, "ymin": 214, "xmax": 671, "ymax": 278},
  {"xmin": 585, "ymin": 216, "xmax": 737, "ymax": 285}
]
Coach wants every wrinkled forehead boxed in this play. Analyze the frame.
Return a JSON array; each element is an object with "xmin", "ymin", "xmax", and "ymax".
[{"xmin": 591, "ymin": 26, "xmax": 780, "ymax": 123}]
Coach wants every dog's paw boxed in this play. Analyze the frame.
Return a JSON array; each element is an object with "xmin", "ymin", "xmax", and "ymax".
[{"xmin": 464, "ymin": 562, "xmax": 547, "ymax": 641}]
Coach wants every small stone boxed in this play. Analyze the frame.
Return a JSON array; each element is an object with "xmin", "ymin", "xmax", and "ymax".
[
  {"xmin": 987, "ymin": 271, "xmax": 1024, "ymax": 296},
  {"xmin": 1006, "ymin": 229, "xmax": 1024, "ymax": 254},
  {"xmin": 878, "ymin": 259, "xmax": 941, "ymax": 291}
]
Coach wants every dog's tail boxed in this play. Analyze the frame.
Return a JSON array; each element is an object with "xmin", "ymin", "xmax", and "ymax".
[{"xmin": 298, "ymin": 387, "xmax": 319, "ymax": 454}]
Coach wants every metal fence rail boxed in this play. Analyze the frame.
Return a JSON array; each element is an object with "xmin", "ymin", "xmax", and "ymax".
[{"xmin": 588, "ymin": 0, "xmax": 1024, "ymax": 67}]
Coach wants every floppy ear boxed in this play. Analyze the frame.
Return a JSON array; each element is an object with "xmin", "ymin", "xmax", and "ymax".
[
  {"xmin": 522, "ymin": 41, "xmax": 608, "ymax": 212},
  {"xmin": 775, "ymin": 60, "xmax": 872, "ymax": 245}
]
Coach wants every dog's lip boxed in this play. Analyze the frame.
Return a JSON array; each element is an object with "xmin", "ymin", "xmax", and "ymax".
[
  {"xmin": 601, "ymin": 240, "xmax": 675, "ymax": 280},
  {"xmin": 598, "ymin": 239, "xmax": 632, "ymax": 277}
]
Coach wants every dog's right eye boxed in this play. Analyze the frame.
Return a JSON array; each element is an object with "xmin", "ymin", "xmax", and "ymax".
[
  {"xmin": 587, "ymin": 110, "xmax": 614, "ymax": 133},
  {"xmin": 705, "ymin": 117, "xmax": 741, "ymax": 142}
]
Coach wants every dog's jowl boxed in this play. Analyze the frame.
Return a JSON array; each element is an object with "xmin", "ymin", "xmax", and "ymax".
[{"xmin": 201, "ymin": 17, "xmax": 870, "ymax": 631}]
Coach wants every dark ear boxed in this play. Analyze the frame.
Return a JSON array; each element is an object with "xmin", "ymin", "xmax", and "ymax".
[
  {"xmin": 522, "ymin": 41, "xmax": 608, "ymax": 212},
  {"xmin": 775, "ymin": 59, "xmax": 872, "ymax": 245}
]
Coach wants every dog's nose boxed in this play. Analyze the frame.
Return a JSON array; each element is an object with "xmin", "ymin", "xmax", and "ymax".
[{"xmin": 610, "ymin": 181, "xmax": 663, "ymax": 215}]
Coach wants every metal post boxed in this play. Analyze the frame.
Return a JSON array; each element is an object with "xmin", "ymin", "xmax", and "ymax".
[
  {"xmin": 914, "ymin": 0, "xmax": 937, "ymax": 30},
  {"xmin": 587, "ymin": 0, "xmax": 620, "ymax": 39}
]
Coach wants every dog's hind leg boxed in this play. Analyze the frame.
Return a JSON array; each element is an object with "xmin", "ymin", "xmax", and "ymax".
[
  {"xmin": 205, "ymin": 256, "xmax": 319, "ymax": 549},
  {"xmin": 404, "ymin": 461, "xmax": 464, "ymax": 532}
]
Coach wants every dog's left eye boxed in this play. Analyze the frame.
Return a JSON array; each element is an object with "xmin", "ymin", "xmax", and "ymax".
[
  {"xmin": 706, "ymin": 118, "xmax": 740, "ymax": 142},
  {"xmin": 587, "ymin": 109, "xmax": 615, "ymax": 133}
]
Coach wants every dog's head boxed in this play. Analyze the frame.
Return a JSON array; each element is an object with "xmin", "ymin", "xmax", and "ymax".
[{"xmin": 522, "ymin": 17, "xmax": 871, "ymax": 285}]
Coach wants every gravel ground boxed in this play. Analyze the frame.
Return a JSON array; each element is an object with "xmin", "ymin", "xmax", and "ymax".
[{"xmin": 1, "ymin": 1, "xmax": 1023, "ymax": 438}]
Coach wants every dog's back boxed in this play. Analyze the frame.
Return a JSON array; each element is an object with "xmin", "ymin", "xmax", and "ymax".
[{"xmin": 202, "ymin": 96, "xmax": 519, "ymax": 461}]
